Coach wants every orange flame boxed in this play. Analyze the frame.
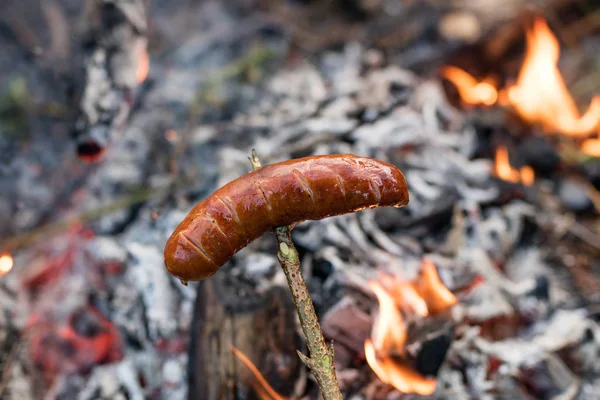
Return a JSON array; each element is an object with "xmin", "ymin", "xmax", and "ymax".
[
  {"xmin": 520, "ymin": 165, "xmax": 535, "ymax": 186},
  {"xmin": 369, "ymin": 281, "xmax": 407, "ymax": 355},
  {"xmin": 414, "ymin": 259, "xmax": 458, "ymax": 315},
  {"xmin": 136, "ymin": 46, "xmax": 149, "ymax": 84},
  {"xmin": 232, "ymin": 347, "xmax": 287, "ymax": 400},
  {"xmin": 441, "ymin": 66, "xmax": 498, "ymax": 106},
  {"xmin": 494, "ymin": 146, "xmax": 535, "ymax": 186},
  {"xmin": 507, "ymin": 17, "xmax": 600, "ymax": 136},
  {"xmin": 364, "ymin": 339, "xmax": 437, "ymax": 395},
  {"xmin": 0, "ymin": 253, "xmax": 13, "ymax": 277},
  {"xmin": 365, "ymin": 260, "xmax": 457, "ymax": 396},
  {"xmin": 582, "ymin": 138, "xmax": 600, "ymax": 157}
]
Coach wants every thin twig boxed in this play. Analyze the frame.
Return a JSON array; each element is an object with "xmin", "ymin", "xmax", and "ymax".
[
  {"xmin": 1, "ymin": 176, "xmax": 195, "ymax": 253},
  {"xmin": 249, "ymin": 150, "xmax": 343, "ymax": 400}
]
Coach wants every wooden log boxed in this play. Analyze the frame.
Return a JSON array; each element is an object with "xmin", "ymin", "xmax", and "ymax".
[
  {"xmin": 73, "ymin": 0, "xmax": 149, "ymax": 162},
  {"xmin": 188, "ymin": 273, "xmax": 304, "ymax": 400}
]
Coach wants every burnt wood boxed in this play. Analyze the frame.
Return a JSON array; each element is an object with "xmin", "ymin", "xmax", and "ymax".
[{"xmin": 188, "ymin": 272, "xmax": 304, "ymax": 400}]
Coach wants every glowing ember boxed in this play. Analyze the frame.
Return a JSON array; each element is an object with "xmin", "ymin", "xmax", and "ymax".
[
  {"xmin": 507, "ymin": 17, "xmax": 600, "ymax": 136},
  {"xmin": 0, "ymin": 253, "xmax": 13, "ymax": 277},
  {"xmin": 165, "ymin": 129, "xmax": 178, "ymax": 142},
  {"xmin": 494, "ymin": 146, "xmax": 534, "ymax": 186},
  {"xmin": 28, "ymin": 307, "xmax": 122, "ymax": 383},
  {"xmin": 582, "ymin": 138, "xmax": 600, "ymax": 157},
  {"xmin": 441, "ymin": 66, "xmax": 498, "ymax": 106},
  {"xmin": 365, "ymin": 261, "xmax": 457, "ymax": 395},
  {"xmin": 232, "ymin": 347, "xmax": 286, "ymax": 400},
  {"xmin": 136, "ymin": 46, "xmax": 150, "ymax": 84}
]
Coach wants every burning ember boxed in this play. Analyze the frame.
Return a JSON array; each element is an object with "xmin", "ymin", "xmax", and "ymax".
[
  {"xmin": 494, "ymin": 146, "xmax": 535, "ymax": 186},
  {"xmin": 136, "ymin": 46, "xmax": 150, "ymax": 84},
  {"xmin": 443, "ymin": 16, "xmax": 600, "ymax": 139},
  {"xmin": 232, "ymin": 347, "xmax": 286, "ymax": 400},
  {"xmin": 0, "ymin": 253, "xmax": 13, "ymax": 277},
  {"xmin": 364, "ymin": 260, "xmax": 457, "ymax": 396},
  {"xmin": 28, "ymin": 307, "xmax": 123, "ymax": 383}
]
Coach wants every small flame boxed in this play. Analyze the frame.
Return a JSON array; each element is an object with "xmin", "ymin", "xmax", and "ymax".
[
  {"xmin": 232, "ymin": 347, "xmax": 287, "ymax": 400},
  {"xmin": 414, "ymin": 259, "xmax": 458, "ymax": 315},
  {"xmin": 582, "ymin": 138, "xmax": 600, "ymax": 157},
  {"xmin": 364, "ymin": 340, "xmax": 437, "ymax": 395},
  {"xmin": 520, "ymin": 165, "xmax": 535, "ymax": 186},
  {"xmin": 369, "ymin": 281, "xmax": 407, "ymax": 354},
  {"xmin": 441, "ymin": 66, "xmax": 498, "ymax": 106},
  {"xmin": 365, "ymin": 261, "xmax": 457, "ymax": 396},
  {"xmin": 507, "ymin": 17, "xmax": 600, "ymax": 136},
  {"xmin": 136, "ymin": 46, "xmax": 150, "ymax": 84},
  {"xmin": 494, "ymin": 146, "xmax": 535, "ymax": 186},
  {"xmin": 394, "ymin": 283, "xmax": 429, "ymax": 318},
  {"xmin": 0, "ymin": 253, "xmax": 13, "ymax": 277}
]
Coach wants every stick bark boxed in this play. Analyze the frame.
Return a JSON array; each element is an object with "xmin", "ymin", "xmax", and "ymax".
[{"xmin": 249, "ymin": 150, "xmax": 343, "ymax": 400}]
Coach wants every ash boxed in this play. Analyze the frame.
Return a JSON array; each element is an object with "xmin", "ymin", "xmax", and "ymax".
[{"xmin": 1, "ymin": 1, "xmax": 600, "ymax": 400}]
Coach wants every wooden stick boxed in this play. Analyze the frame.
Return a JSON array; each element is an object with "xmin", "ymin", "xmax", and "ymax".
[{"xmin": 249, "ymin": 149, "xmax": 343, "ymax": 400}]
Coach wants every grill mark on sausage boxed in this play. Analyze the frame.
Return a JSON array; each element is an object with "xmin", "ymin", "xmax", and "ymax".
[
  {"xmin": 204, "ymin": 215, "xmax": 234, "ymax": 253},
  {"xmin": 216, "ymin": 195, "xmax": 243, "ymax": 231},
  {"xmin": 256, "ymin": 181, "xmax": 274, "ymax": 215},
  {"xmin": 369, "ymin": 177, "xmax": 382, "ymax": 205},
  {"xmin": 292, "ymin": 168, "xmax": 315, "ymax": 207},
  {"xmin": 335, "ymin": 173, "xmax": 346, "ymax": 199},
  {"xmin": 181, "ymin": 232, "xmax": 217, "ymax": 267}
]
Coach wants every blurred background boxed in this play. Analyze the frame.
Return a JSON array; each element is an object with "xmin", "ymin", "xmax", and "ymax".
[{"xmin": 1, "ymin": 0, "xmax": 600, "ymax": 399}]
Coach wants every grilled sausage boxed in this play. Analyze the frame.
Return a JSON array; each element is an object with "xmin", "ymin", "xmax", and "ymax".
[{"xmin": 164, "ymin": 154, "xmax": 409, "ymax": 281}]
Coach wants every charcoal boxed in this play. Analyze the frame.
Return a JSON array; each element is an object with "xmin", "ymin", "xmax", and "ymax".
[
  {"xmin": 405, "ymin": 316, "xmax": 454, "ymax": 377},
  {"xmin": 517, "ymin": 136, "xmax": 561, "ymax": 175},
  {"xmin": 558, "ymin": 179, "xmax": 593, "ymax": 213},
  {"xmin": 528, "ymin": 275, "xmax": 550, "ymax": 301},
  {"xmin": 70, "ymin": 310, "xmax": 105, "ymax": 338},
  {"xmin": 582, "ymin": 160, "xmax": 600, "ymax": 191}
]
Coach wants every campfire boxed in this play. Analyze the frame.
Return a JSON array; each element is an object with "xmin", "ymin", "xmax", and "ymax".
[
  {"xmin": 442, "ymin": 16, "xmax": 600, "ymax": 164},
  {"xmin": 1, "ymin": 1, "xmax": 600, "ymax": 399}
]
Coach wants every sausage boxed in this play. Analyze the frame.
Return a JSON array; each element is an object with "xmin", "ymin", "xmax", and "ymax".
[{"xmin": 164, "ymin": 154, "xmax": 409, "ymax": 281}]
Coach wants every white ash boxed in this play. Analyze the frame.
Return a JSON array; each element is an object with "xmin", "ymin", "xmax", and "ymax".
[
  {"xmin": 3, "ymin": 361, "xmax": 34, "ymax": 400},
  {"xmin": 74, "ymin": 359, "xmax": 145, "ymax": 400},
  {"xmin": 320, "ymin": 43, "xmax": 364, "ymax": 96},
  {"xmin": 237, "ymin": 252, "xmax": 277, "ymax": 279},
  {"xmin": 459, "ymin": 282, "xmax": 514, "ymax": 321},
  {"xmin": 82, "ymin": 123, "xmax": 152, "ymax": 234},
  {"xmin": 86, "ymin": 236, "xmax": 128, "ymax": 264},
  {"xmin": 531, "ymin": 310, "xmax": 595, "ymax": 353},
  {"xmin": 124, "ymin": 242, "xmax": 178, "ymax": 339},
  {"xmin": 161, "ymin": 356, "xmax": 188, "ymax": 400}
]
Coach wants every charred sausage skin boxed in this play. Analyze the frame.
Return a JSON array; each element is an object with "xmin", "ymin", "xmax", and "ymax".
[{"xmin": 164, "ymin": 154, "xmax": 409, "ymax": 281}]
